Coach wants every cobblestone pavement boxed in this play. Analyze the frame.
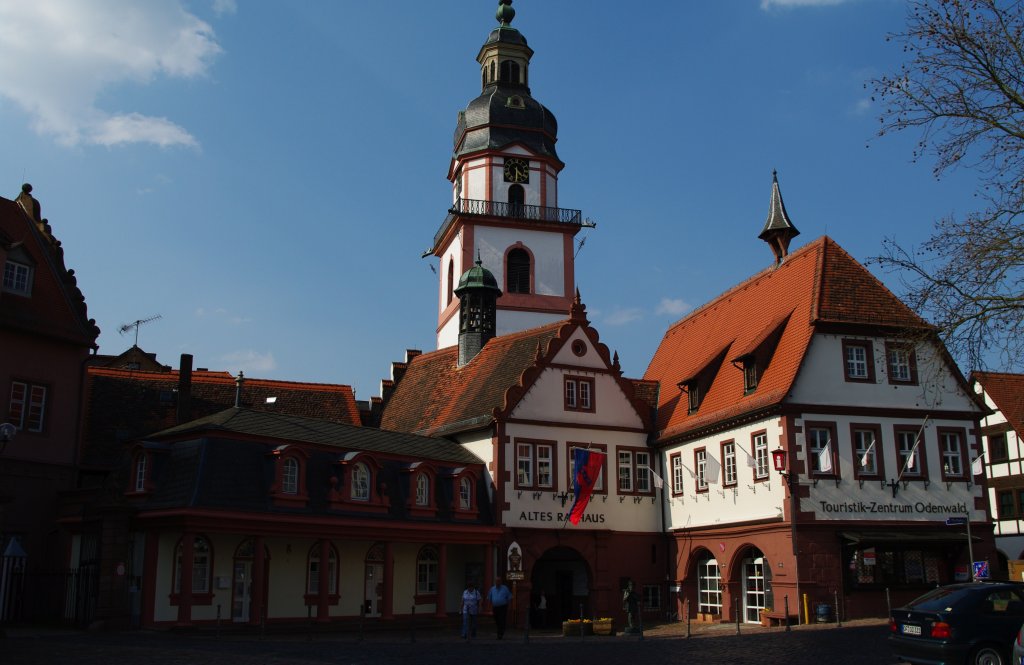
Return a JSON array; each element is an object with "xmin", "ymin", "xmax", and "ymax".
[{"xmin": 4, "ymin": 618, "xmax": 897, "ymax": 665}]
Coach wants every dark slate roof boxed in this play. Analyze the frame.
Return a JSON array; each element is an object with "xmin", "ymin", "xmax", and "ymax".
[
  {"xmin": 485, "ymin": 26, "xmax": 528, "ymax": 47},
  {"xmin": 150, "ymin": 407, "xmax": 481, "ymax": 465},
  {"xmin": 454, "ymin": 86, "xmax": 559, "ymax": 162},
  {"xmin": 81, "ymin": 367, "xmax": 363, "ymax": 469},
  {"xmin": 759, "ymin": 171, "xmax": 799, "ymax": 239}
]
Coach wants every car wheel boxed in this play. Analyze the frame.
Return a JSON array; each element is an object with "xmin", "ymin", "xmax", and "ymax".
[{"xmin": 970, "ymin": 645, "xmax": 1005, "ymax": 665}]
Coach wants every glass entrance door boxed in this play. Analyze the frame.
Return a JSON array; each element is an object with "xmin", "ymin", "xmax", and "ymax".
[
  {"xmin": 364, "ymin": 563, "xmax": 384, "ymax": 617},
  {"xmin": 231, "ymin": 561, "xmax": 252, "ymax": 622},
  {"xmin": 743, "ymin": 556, "xmax": 766, "ymax": 623}
]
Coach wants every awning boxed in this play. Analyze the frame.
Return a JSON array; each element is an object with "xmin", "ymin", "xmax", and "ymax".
[{"xmin": 840, "ymin": 531, "xmax": 981, "ymax": 545}]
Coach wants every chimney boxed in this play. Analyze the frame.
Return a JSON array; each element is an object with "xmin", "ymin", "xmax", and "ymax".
[
  {"xmin": 234, "ymin": 371, "xmax": 245, "ymax": 408},
  {"xmin": 177, "ymin": 354, "xmax": 193, "ymax": 424}
]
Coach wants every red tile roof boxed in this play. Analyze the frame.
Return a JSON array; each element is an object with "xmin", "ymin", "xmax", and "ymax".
[
  {"xmin": 381, "ymin": 309, "xmax": 653, "ymax": 436},
  {"xmin": 971, "ymin": 372, "xmax": 1024, "ymax": 435},
  {"xmin": 644, "ymin": 236, "xmax": 933, "ymax": 441}
]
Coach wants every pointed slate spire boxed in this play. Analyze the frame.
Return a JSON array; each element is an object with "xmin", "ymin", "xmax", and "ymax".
[
  {"xmin": 570, "ymin": 288, "xmax": 588, "ymax": 324},
  {"xmin": 758, "ymin": 170, "xmax": 800, "ymax": 264}
]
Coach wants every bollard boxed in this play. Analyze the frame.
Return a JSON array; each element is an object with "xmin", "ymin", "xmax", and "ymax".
[
  {"xmin": 735, "ymin": 598, "xmax": 741, "ymax": 635},
  {"xmin": 410, "ymin": 605, "xmax": 416, "ymax": 643},
  {"xmin": 885, "ymin": 587, "xmax": 891, "ymax": 620},
  {"xmin": 835, "ymin": 590, "xmax": 842, "ymax": 627},
  {"xmin": 638, "ymin": 603, "xmax": 644, "ymax": 641},
  {"xmin": 579, "ymin": 602, "xmax": 585, "ymax": 638},
  {"xmin": 523, "ymin": 610, "xmax": 530, "ymax": 644},
  {"xmin": 685, "ymin": 598, "xmax": 691, "ymax": 639},
  {"xmin": 216, "ymin": 604, "xmax": 221, "ymax": 639},
  {"xmin": 784, "ymin": 596, "xmax": 791, "ymax": 632},
  {"xmin": 260, "ymin": 604, "xmax": 266, "ymax": 640},
  {"xmin": 307, "ymin": 604, "xmax": 312, "ymax": 641},
  {"xmin": 359, "ymin": 603, "xmax": 365, "ymax": 642}
]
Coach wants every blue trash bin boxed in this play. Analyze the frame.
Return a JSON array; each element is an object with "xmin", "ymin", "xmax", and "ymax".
[{"xmin": 815, "ymin": 603, "xmax": 831, "ymax": 623}]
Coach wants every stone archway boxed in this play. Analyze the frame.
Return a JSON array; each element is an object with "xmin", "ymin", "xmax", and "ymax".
[{"xmin": 530, "ymin": 546, "xmax": 591, "ymax": 628}]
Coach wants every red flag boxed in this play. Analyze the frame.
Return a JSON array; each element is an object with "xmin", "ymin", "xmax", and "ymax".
[{"xmin": 568, "ymin": 449, "xmax": 606, "ymax": 525}]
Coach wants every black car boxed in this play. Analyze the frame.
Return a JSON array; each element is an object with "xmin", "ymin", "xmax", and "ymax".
[{"xmin": 889, "ymin": 582, "xmax": 1024, "ymax": 665}]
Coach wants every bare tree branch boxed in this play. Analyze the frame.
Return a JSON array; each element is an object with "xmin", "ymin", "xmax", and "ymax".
[{"xmin": 870, "ymin": 0, "xmax": 1024, "ymax": 372}]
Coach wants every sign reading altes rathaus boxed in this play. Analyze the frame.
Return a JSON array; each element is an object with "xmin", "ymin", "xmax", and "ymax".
[{"xmin": 816, "ymin": 500, "xmax": 969, "ymax": 517}]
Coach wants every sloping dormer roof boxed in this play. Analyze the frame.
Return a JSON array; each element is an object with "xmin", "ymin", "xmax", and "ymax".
[{"xmin": 644, "ymin": 236, "xmax": 933, "ymax": 442}]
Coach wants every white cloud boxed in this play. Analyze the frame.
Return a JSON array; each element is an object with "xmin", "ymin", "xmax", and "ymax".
[
  {"xmin": 656, "ymin": 297, "xmax": 691, "ymax": 317},
  {"xmin": 852, "ymin": 97, "xmax": 872, "ymax": 115},
  {"xmin": 0, "ymin": 1, "xmax": 222, "ymax": 147},
  {"xmin": 212, "ymin": 0, "xmax": 237, "ymax": 16},
  {"xmin": 760, "ymin": 0, "xmax": 848, "ymax": 9},
  {"xmin": 603, "ymin": 308, "xmax": 644, "ymax": 326},
  {"xmin": 220, "ymin": 350, "xmax": 277, "ymax": 374},
  {"xmin": 194, "ymin": 306, "xmax": 251, "ymax": 325}
]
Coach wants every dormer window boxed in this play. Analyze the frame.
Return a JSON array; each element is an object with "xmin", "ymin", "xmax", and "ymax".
[
  {"xmin": 269, "ymin": 446, "xmax": 308, "ymax": 507},
  {"xmin": 134, "ymin": 453, "xmax": 147, "ymax": 492},
  {"xmin": 352, "ymin": 462, "xmax": 370, "ymax": 500},
  {"xmin": 742, "ymin": 358, "xmax": 758, "ymax": 393},
  {"xmin": 415, "ymin": 473, "xmax": 429, "ymax": 506}
]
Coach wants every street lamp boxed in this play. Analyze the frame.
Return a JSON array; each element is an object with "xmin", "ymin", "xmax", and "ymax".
[{"xmin": 772, "ymin": 447, "xmax": 800, "ymax": 556}]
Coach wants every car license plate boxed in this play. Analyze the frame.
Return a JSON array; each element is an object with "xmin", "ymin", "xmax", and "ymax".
[{"xmin": 902, "ymin": 624, "xmax": 922, "ymax": 636}]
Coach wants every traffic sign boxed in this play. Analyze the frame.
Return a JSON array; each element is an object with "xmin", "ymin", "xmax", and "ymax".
[{"xmin": 945, "ymin": 517, "xmax": 968, "ymax": 526}]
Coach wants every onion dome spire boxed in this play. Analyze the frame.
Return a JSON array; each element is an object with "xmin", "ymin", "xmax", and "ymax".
[{"xmin": 758, "ymin": 170, "xmax": 800, "ymax": 264}]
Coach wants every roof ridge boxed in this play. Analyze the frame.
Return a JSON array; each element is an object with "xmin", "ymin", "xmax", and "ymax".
[{"xmin": 662, "ymin": 237, "xmax": 825, "ymax": 335}]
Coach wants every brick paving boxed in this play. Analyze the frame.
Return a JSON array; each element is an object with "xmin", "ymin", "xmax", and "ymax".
[{"xmin": 3, "ymin": 618, "xmax": 897, "ymax": 665}]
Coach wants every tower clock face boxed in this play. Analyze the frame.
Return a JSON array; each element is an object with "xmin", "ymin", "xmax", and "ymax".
[{"xmin": 503, "ymin": 158, "xmax": 529, "ymax": 183}]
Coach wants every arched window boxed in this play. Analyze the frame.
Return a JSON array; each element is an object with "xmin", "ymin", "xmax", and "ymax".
[
  {"xmin": 174, "ymin": 535, "xmax": 212, "ymax": 594},
  {"xmin": 506, "ymin": 247, "xmax": 530, "ymax": 294},
  {"xmin": 416, "ymin": 546, "xmax": 438, "ymax": 594},
  {"xmin": 307, "ymin": 542, "xmax": 338, "ymax": 595},
  {"xmin": 352, "ymin": 462, "xmax": 370, "ymax": 501},
  {"xmin": 459, "ymin": 477, "xmax": 472, "ymax": 510},
  {"xmin": 500, "ymin": 60, "xmax": 520, "ymax": 84},
  {"xmin": 489, "ymin": 60, "xmax": 496, "ymax": 82},
  {"xmin": 447, "ymin": 259, "xmax": 454, "ymax": 307},
  {"xmin": 282, "ymin": 458, "xmax": 299, "ymax": 494},
  {"xmin": 415, "ymin": 473, "xmax": 430, "ymax": 506},
  {"xmin": 508, "ymin": 183, "xmax": 525, "ymax": 207}
]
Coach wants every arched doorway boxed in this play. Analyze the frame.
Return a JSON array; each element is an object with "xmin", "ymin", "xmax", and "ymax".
[
  {"xmin": 738, "ymin": 547, "xmax": 771, "ymax": 623},
  {"xmin": 694, "ymin": 550, "xmax": 722, "ymax": 619},
  {"xmin": 530, "ymin": 546, "xmax": 591, "ymax": 628},
  {"xmin": 231, "ymin": 538, "xmax": 270, "ymax": 623}
]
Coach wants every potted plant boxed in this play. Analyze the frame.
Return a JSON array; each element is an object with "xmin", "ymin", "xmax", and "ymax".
[
  {"xmin": 561, "ymin": 618, "xmax": 594, "ymax": 636},
  {"xmin": 593, "ymin": 617, "xmax": 615, "ymax": 635}
]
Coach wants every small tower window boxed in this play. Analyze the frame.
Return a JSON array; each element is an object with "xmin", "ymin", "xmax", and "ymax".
[
  {"xmin": 489, "ymin": 61, "xmax": 496, "ymax": 83},
  {"xmin": 500, "ymin": 60, "xmax": 520, "ymax": 84},
  {"xmin": 508, "ymin": 183, "xmax": 525, "ymax": 207},
  {"xmin": 507, "ymin": 248, "xmax": 530, "ymax": 294},
  {"xmin": 447, "ymin": 259, "xmax": 454, "ymax": 307}
]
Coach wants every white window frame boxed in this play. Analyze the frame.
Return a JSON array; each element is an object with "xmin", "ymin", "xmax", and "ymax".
[
  {"xmin": 897, "ymin": 429, "xmax": 922, "ymax": 477},
  {"xmin": 845, "ymin": 344, "xmax": 869, "ymax": 379},
  {"xmin": 415, "ymin": 473, "xmax": 430, "ymax": 506},
  {"xmin": 722, "ymin": 442, "xmax": 737, "ymax": 486},
  {"xmin": 416, "ymin": 546, "xmax": 438, "ymax": 594},
  {"xmin": 282, "ymin": 458, "xmax": 299, "ymax": 494},
  {"xmin": 517, "ymin": 443, "xmax": 534, "ymax": 487},
  {"xmin": 135, "ymin": 454, "xmax": 147, "ymax": 492},
  {"xmin": 888, "ymin": 347, "xmax": 912, "ymax": 382},
  {"xmin": 636, "ymin": 451, "xmax": 651, "ymax": 492},
  {"xmin": 854, "ymin": 428, "xmax": 878, "ymax": 476},
  {"xmin": 671, "ymin": 454, "xmax": 684, "ymax": 494},
  {"xmin": 308, "ymin": 544, "xmax": 338, "ymax": 595},
  {"xmin": 753, "ymin": 433, "xmax": 769, "ymax": 480},
  {"xmin": 696, "ymin": 449, "xmax": 708, "ymax": 490},
  {"xmin": 352, "ymin": 462, "xmax": 370, "ymax": 500},
  {"xmin": 942, "ymin": 431, "xmax": 963, "ymax": 477},
  {"xmin": 808, "ymin": 426, "xmax": 833, "ymax": 474},
  {"xmin": 2, "ymin": 260, "xmax": 32, "ymax": 295},
  {"xmin": 459, "ymin": 477, "xmax": 472, "ymax": 509},
  {"xmin": 618, "ymin": 451, "xmax": 633, "ymax": 492}
]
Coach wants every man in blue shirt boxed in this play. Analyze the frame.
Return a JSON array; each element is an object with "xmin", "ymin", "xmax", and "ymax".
[{"xmin": 486, "ymin": 575, "xmax": 512, "ymax": 639}]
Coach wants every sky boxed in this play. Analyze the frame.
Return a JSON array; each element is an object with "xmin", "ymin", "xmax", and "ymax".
[{"xmin": 0, "ymin": 0, "xmax": 983, "ymax": 403}]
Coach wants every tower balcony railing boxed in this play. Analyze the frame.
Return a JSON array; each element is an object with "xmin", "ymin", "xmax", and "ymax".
[
  {"xmin": 430, "ymin": 198, "xmax": 591, "ymax": 254},
  {"xmin": 453, "ymin": 198, "xmax": 583, "ymax": 225}
]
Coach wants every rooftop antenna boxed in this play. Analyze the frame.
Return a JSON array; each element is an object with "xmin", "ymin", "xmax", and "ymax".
[{"xmin": 119, "ymin": 314, "xmax": 162, "ymax": 347}]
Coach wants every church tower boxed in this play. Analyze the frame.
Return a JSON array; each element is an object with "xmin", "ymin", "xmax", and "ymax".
[{"xmin": 428, "ymin": 0, "xmax": 593, "ymax": 349}]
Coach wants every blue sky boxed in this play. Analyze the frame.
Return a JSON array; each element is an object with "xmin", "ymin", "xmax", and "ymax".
[{"xmin": 0, "ymin": 0, "xmax": 979, "ymax": 402}]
